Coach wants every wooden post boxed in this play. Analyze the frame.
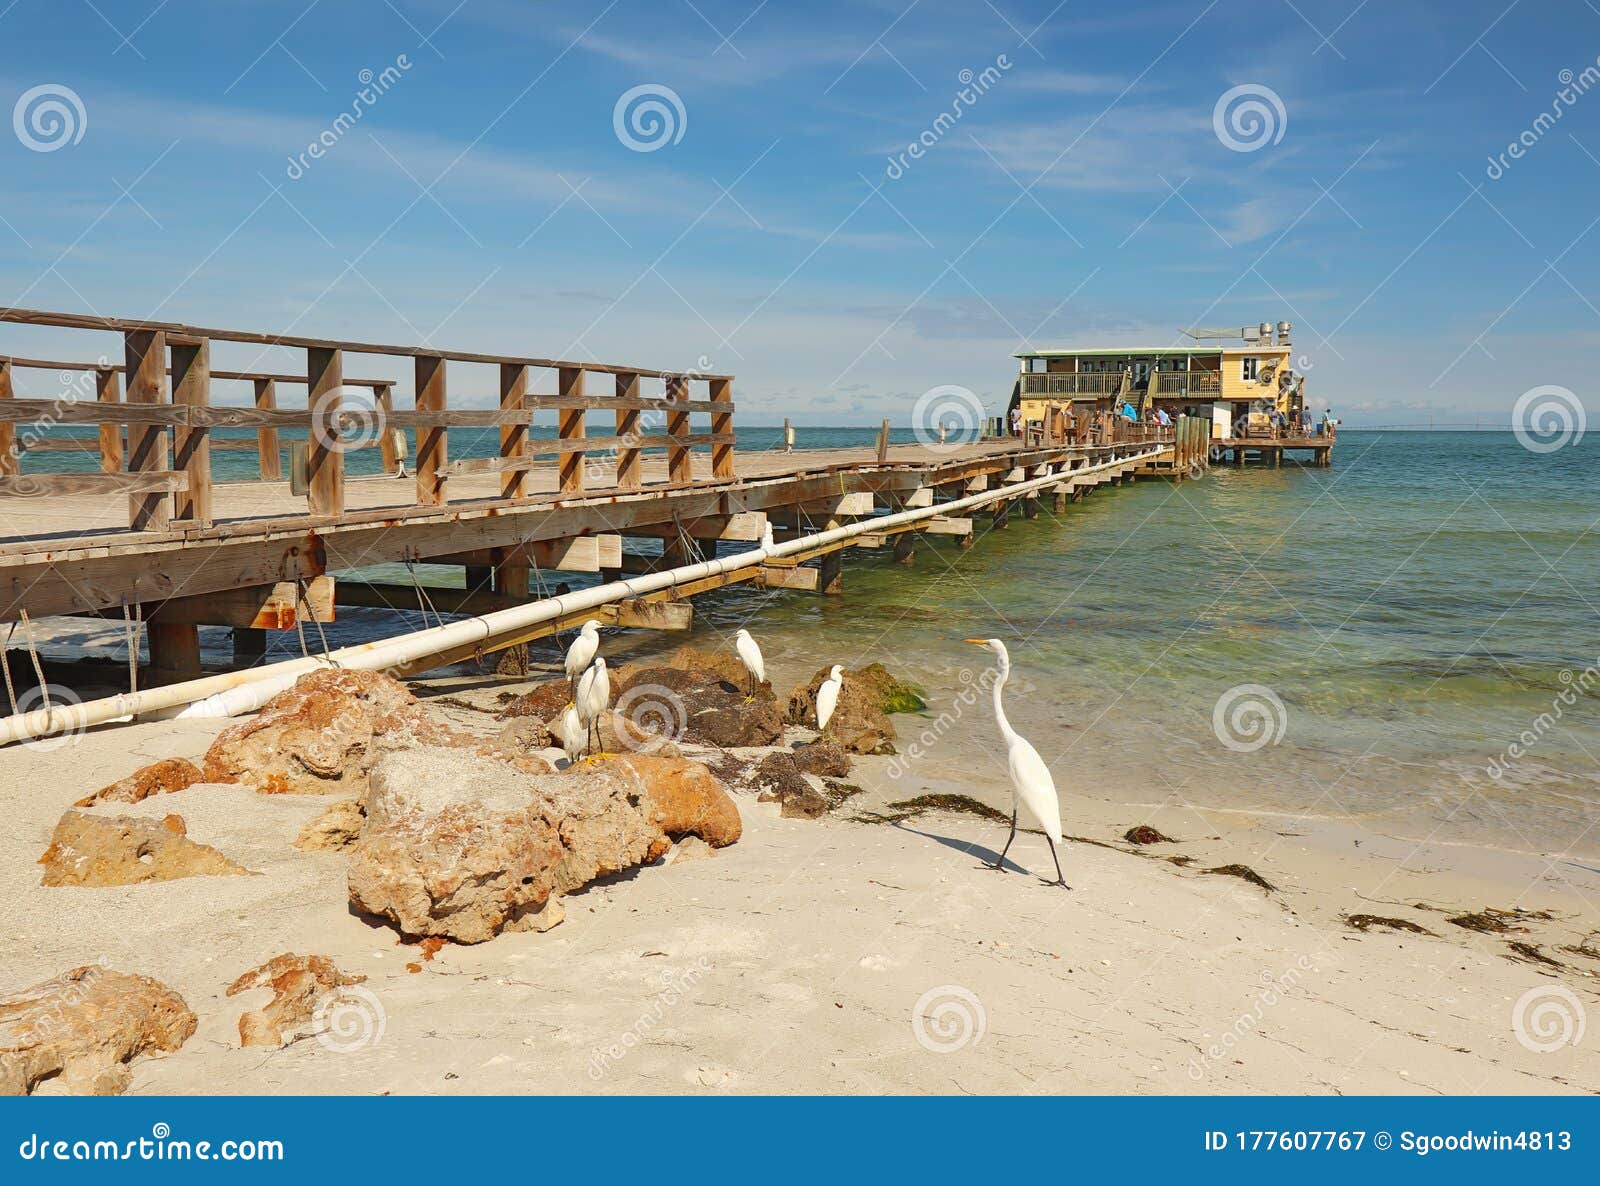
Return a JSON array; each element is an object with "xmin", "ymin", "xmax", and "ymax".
[
  {"xmin": 95, "ymin": 367, "xmax": 123, "ymax": 473},
  {"xmin": 253, "ymin": 378, "xmax": 281, "ymax": 480},
  {"xmin": 234, "ymin": 627, "xmax": 267, "ymax": 666},
  {"xmin": 875, "ymin": 419, "xmax": 890, "ymax": 463},
  {"xmin": 0, "ymin": 360, "xmax": 14, "ymax": 477},
  {"xmin": 307, "ymin": 346, "xmax": 345, "ymax": 516},
  {"xmin": 615, "ymin": 371, "xmax": 641, "ymax": 490},
  {"xmin": 665, "ymin": 374, "xmax": 692, "ymax": 485},
  {"xmin": 557, "ymin": 366, "xmax": 586, "ymax": 495},
  {"xmin": 375, "ymin": 383, "xmax": 397, "ymax": 475},
  {"xmin": 124, "ymin": 330, "xmax": 170, "ymax": 531},
  {"xmin": 710, "ymin": 376, "xmax": 734, "ymax": 479},
  {"xmin": 498, "ymin": 365, "xmax": 529, "ymax": 499},
  {"xmin": 170, "ymin": 338, "xmax": 212, "ymax": 525},
  {"xmin": 415, "ymin": 354, "xmax": 447, "ymax": 506},
  {"xmin": 818, "ymin": 545, "xmax": 843, "ymax": 595},
  {"xmin": 147, "ymin": 620, "xmax": 201, "ymax": 685}
]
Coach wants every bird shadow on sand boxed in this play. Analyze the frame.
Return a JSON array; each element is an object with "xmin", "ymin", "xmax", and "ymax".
[{"xmin": 890, "ymin": 820, "xmax": 1036, "ymax": 877}]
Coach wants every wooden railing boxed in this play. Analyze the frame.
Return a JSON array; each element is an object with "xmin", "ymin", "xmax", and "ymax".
[
  {"xmin": 0, "ymin": 307, "xmax": 736, "ymax": 532},
  {"xmin": 1020, "ymin": 371, "xmax": 1221, "ymax": 398}
]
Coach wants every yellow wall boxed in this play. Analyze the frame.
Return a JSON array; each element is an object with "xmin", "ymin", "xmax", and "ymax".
[{"xmin": 1219, "ymin": 348, "xmax": 1291, "ymax": 408}]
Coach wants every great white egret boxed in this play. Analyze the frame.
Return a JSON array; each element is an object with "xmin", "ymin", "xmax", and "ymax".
[
  {"xmin": 962, "ymin": 638, "xmax": 1068, "ymax": 889},
  {"xmin": 565, "ymin": 620, "xmax": 602, "ymax": 691},
  {"xmin": 575, "ymin": 657, "xmax": 610, "ymax": 755},
  {"xmin": 816, "ymin": 664, "xmax": 843, "ymax": 732},
  {"xmin": 733, "ymin": 628, "xmax": 765, "ymax": 697},
  {"xmin": 558, "ymin": 701, "xmax": 586, "ymax": 764},
  {"xmin": 760, "ymin": 521, "xmax": 775, "ymax": 552}
]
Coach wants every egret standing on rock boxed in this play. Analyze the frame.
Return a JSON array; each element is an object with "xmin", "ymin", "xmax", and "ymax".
[
  {"xmin": 559, "ymin": 701, "xmax": 586, "ymax": 765},
  {"xmin": 733, "ymin": 628, "xmax": 765, "ymax": 698},
  {"xmin": 816, "ymin": 664, "xmax": 843, "ymax": 733},
  {"xmin": 962, "ymin": 638, "xmax": 1068, "ymax": 889},
  {"xmin": 565, "ymin": 620, "xmax": 602, "ymax": 692},
  {"xmin": 575, "ymin": 656, "xmax": 610, "ymax": 756}
]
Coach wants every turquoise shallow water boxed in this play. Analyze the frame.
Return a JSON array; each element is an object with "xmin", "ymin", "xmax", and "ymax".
[{"xmin": 29, "ymin": 428, "xmax": 1600, "ymax": 855}]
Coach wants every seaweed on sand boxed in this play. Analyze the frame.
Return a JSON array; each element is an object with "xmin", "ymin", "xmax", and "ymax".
[
  {"xmin": 1123, "ymin": 825, "xmax": 1175, "ymax": 845},
  {"xmin": 1506, "ymin": 941, "xmax": 1564, "ymax": 968},
  {"xmin": 1202, "ymin": 863, "xmax": 1275, "ymax": 893},
  {"xmin": 1344, "ymin": 914, "xmax": 1435, "ymax": 936},
  {"xmin": 1448, "ymin": 906, "xmax": 1553, "ymax": 934},
  {"xmin": 870, "ymin": 794, "xmax": 1012, "ymax": 825}
]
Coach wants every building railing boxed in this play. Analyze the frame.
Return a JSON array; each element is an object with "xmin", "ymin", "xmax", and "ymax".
[
  {"xmin": 1021, "ymin": 370, "xmax": 1221, "ymax": 398},
  {"xmin": 0, "ymin": 306, "xmax": 736, "ymax": 534}
]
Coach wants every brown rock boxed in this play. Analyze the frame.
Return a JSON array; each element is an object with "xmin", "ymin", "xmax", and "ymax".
[
  {"xmin": 39, "ymin": 811, "xmax": 252, "ymax": 887},
  {"xmin": 786, "ymin": 665, "xmax": 906, "ymax": 754},
  {"xmin": 75, "ymin": 758, "xmax": 203, "ymax": 807},
  {"xmin": 347, "ymin": 745, "xmax": 739, "ymax": 943},
  {"xmin": 294, "ymin": 799, "xmax": 364, "ymax": 853},
  {"xmin": 615, "ymin": 664, "xmax": 782, "ymax": 748},
  {"xmin": 747, "ymin": 752, "xmax": 829, "ymax": 820},
  {"xmin": 666, "ymin": 835, "xmax": 717, "ymax": 864},
  {"xmin": 497, "ymin": 678, "xmax": 573, "ymax": 722},
  {"xmin": 496, "ymin": 716, "xmax": 553, "ymax": 753},
  {"xmin": 201, "ymin": 669, "xmax": 421, "ymax": 795},
  {"xmin": 0, "ymin": 965, "xmax": 196, "ymax": 1095},
  {"xmin": 225, "ymin": 953, "xmax": 364, "ymax": 1048},
  {"xmin": 792, "ymin": 737, "xmax": 852, "ymax": 777}
]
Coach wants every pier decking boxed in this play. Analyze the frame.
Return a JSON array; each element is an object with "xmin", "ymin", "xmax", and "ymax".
[{"xmin": 0, "ymin": 307, "xmax": 1320, "ymax": 684}]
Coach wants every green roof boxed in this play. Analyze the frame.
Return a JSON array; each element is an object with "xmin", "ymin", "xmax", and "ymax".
[{"xmin": 1014, "ymin": 346, "xmax": 1224, "ymax": 358}]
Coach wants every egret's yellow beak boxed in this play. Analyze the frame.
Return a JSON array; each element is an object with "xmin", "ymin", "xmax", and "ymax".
[{"xmin": 962, "ymin": 638, "xmax": 987, "ymax": 645}]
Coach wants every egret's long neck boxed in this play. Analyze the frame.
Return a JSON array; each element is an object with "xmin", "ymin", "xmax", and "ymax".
[{"xmin": 991, "ymin": 661, "xmax": 1020, "ymax": 745}]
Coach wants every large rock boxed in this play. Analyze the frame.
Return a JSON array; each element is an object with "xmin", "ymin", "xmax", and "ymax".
[
  {"xmin": 225, "ymin": 953, "xmax": 365, "ymax": 1049},
  {"xmin": 201, "ymin": 669, "xmax": 422, "ymax": 795},
  {"xmin": 347, "ymin": 746, "xmax": 740, "ymax": 943},
  {"xmin": 748, "ymin": 753, "xmax": 829, "ymax": 820},
  {"xmin": 75, "ymin": 758, "xmax": 203, "ymax": 807},
  {"xmin": 0, "ymin": 966, "xmax": 196, "ymax": 1095},
  {"xmin": 294, "ymin": 799, "xmax": 364, "ymax": 853},
  {"xmin": 787, "ymin": 664, "xmax": 920, "ymax": 754},
  {"xmin": 497, "ymin": 678, "xmax": 572, "ymax": 722},
  {"xmin": 39, "ymin": 811, "xmax": 252, "ymax": 887},
  {"xmin": 615, "ymin": 663, "xmax": 783, "ymax": 748},
  {"xmin": 792, "ymin": 737, "xmax": 852, "ymax": 777}
]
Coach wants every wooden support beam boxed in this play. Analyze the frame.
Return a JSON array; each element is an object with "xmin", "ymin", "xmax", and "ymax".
[
  {"xmin": 95, "ymin": 368, "xmax": 123, "ymax": 474},
  {"xmin": 147, "ymin": 621, "xmax": 201, "ymax": 685},
  {"xmin": 499, "ymin": 364, "xmax": 529, "ymax": 499},
  {"xmin": 233, "ymin": 627, "xmax": 267, "ymax": 665},
  {"xmin": 710, "ymin": 376, "xmax": 734, "ymax": 479},
  {"xmin": 415, "ymin": 354, "xmax": 448, "ymax": 506},
  {"xmin": 306, "ymin": 346, "xmax": 345, "ymax": 516},
  {"xmin": 624, "ymin": 512, "xmax": 766, "ymax": 541},
  {"xmin": 756, "ymin": 564, "xmax": 819, "ymax": 591},
  {"xmin": 875, "ymin": 418, "xmax": 890, "ymax": 463},
  {"xmin": 818, "ymin": 549, "xmax": 843, "ymax": 594},
  {"xmin": 253, "ymin": 377, "xmax": 281, "ymax": 480},
  {"xmin": 170, "ymin": 337, "xmax": 212, "ymax": 525},
  {"xmin": 428, "ymin": 534, "xmax": 621, "ymax": 573},
  {"xmin": 796, "ymin": 491, "xmax": 875, "ymax": 517},
  {"xmin": 615, "ymin": 371, "xmax": 641, "ymax": 490},
  {"xmin": 90, "ymin": 576, "xmax": 334, "ymax": 628},
  {"xmin": 665, "ymin": 375, "xmax": 692, "ymax": 484},
  {"xmin": 336, "ymin": 581, "xmax": 694, "ymax": 630},
  {"xmin": 124, "ymin": 330, "xmax": 170, "ymax": 532},
  {"xmin": 0, "ymin": 360, "xmax": 13, "ymax": 477},
  {"xmin": 375, "ymin": 383, "xmax": 397, "ymax": 474},
  {"xmin": 557, "ymin": 366, "xmax": 585, "ymax": 494}
]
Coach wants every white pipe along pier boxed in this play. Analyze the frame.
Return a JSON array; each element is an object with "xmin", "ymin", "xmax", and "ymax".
[{"xmin": 0, "ymin": 447, "xmax": 1162, "ymax": 746}]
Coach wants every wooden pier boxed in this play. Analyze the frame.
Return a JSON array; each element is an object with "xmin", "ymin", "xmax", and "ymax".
[{"xmin": 0, "ymin": 307, "xmax": 1300, "ymax": 685}]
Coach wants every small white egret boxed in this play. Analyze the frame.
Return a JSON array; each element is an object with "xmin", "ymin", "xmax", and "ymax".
[
  {"xmin": 816, "ymin": 664, "xmax": 843, "ymax": 732},
  {"xmin": 759, "ymin": 520, "xmax": 775, "ymax": 552},
  {"xmin": 962, "ymin": 638, "xmax": 1068, "ymax": 889},
  {"xmin": 565, "ymin": 620, "xmax": 603, "ymax": 691},
  {"xmin": 733, "ymin": 628, "xmax": 765, "ymax": 698},
  {"xmin": 575, "ymin": 657, "xmax": 611, "ymax": 755},
  {"xmin": 558, "ymin": 701, "xmax": 586, "ymax": 765}
]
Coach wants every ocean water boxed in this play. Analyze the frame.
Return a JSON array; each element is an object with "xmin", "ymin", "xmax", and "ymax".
[{"xmin": 26, "ymin": 428, "xmax": 1600, "ymax": 855}]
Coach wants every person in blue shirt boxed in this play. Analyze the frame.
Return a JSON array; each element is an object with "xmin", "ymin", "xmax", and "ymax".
[{"xmin": 1120, "ymin": 401, "xmax": 1137, "ymax": 421}]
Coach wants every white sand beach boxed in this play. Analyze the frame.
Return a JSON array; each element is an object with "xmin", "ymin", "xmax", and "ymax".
[{"xmin": 2, "ymin": 656, "xmax": 1596, "ymax": 1097}]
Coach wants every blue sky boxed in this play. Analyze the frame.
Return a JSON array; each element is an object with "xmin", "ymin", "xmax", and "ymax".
[{"xmin": 0, "ymin": 0, "xmax": 1596, "ymax": 426}]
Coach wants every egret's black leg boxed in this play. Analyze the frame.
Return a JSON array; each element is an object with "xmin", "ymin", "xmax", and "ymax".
[
  {"xmin": 1045, "ymin": 836, "xmax": 1070, "ymax": 889},
  {"xmin": 990, "ymin": 809, "xmax": 1018, "ymax": 870}
]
